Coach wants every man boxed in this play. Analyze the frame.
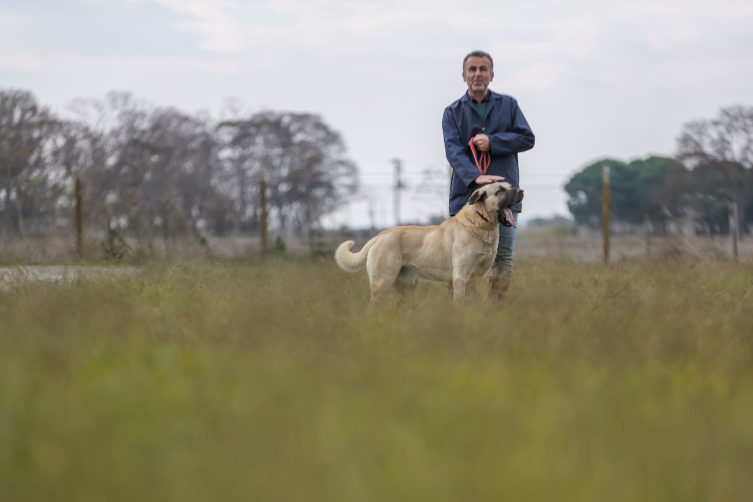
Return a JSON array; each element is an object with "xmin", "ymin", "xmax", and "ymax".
[{"xmin": 442, "ymin": 50, "xmax": 535, "ymax": 300}]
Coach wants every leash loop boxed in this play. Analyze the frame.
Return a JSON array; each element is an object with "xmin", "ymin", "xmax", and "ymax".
[{"xmin": 469, "ymin": 136, "xmax": 490, "ymax": 174}]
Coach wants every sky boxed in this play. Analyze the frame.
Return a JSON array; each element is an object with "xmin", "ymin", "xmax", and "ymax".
[{"xmin": 2, "ymin": 0, "xmax": 753, "ymax": 229}]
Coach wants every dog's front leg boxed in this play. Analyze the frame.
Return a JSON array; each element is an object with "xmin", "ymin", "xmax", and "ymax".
[
  {"xmin": 465, "ymin": 277, "xmax": 480, "ymax": 300},
  {"xmin": 452, "ymin": 254, "xmax": 476, "ymax": 304},
  {"xmin": 452, "ymin": 276, "xmax": 469, "ymax": 303}
]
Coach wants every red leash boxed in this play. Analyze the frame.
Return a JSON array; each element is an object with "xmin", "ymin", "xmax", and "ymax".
[{"xmin": 469, "ymin": 137, "xmax": 490, "ymax": 174}]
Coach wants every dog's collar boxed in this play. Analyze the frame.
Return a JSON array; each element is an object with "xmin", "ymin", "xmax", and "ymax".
[{"xmin": 476, "ymin": 210, "xmax": 490, "ymax": 223}]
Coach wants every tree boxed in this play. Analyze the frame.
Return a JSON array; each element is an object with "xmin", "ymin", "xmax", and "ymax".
[
  {"xmin": 1, "ymin": 88, "xmax": 360, "ymax": 242},
  {"xmin": 653, "ymin": 160, "xmax": 750, "ymax": 234},
  {"xmin": 218, "ymin": 112, "xmax": 358, "ymax": 234},
  {"xmin": 565, "ymin": 156, "xmax": 684, "ymax": 227},
  {"xmin": 66, "ymin": 92, "xmax": 153, "ymax": 236},
  {"xmin": 677, "ymin": 105, "xmax": 753, "ymax": 169},
  {"xmin": 118, "ymin": 106, "xmax": 220, "ymax": 241},
  {"xmin": 672, "ymin": 105, "xmax": 753, "ymax": 232},
  {"xmin": 0, "ymin": 89, "xmax": 59, "ymax": 236},
  {"xmin": 68, "ymin": 93, "xmax": 223, "ymax": 241}
]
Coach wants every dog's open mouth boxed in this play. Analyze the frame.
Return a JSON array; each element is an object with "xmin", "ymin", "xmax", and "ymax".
[{"xmin": 501, "ymin": 207, "xmax": 517, "ymax": 227}]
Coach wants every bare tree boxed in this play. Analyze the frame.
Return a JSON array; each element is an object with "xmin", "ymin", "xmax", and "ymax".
[
  {"xmin": 0, "ymin": 88, "xmax": 360, "ymax": 244},
  {"xmin": 666, "ymin": 105, "xmax": 753, "ymax": 234},
  {"xmin": 131, "ymin": 107, "xmax": 220, "ymax": 241},
  {"xmin": 66, "ymin": 93, "xmax": 223, "ymax": 242},
  {"xmin": 65, "ymin": 92, "xmax": 153, "ymax": 234},
  {"xmin": 0, "ymin": 89, "xmax": 59, "ymax": 236},
  {"xmin": 218, "ymin": 112, "xmax": 358, "ymax": 234},
  {"xmin": 677, "ymin": 105, "xmax": 753, "ymax": 169}
]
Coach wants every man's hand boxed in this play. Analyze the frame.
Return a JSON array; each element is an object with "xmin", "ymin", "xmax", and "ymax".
[
  {"xmin": 474, "ymin": 174, "xmax": 505, "ymax": 185},
  {"xmin": 472, "ymin": 134, "xmax": 490, "ymax": 152}
]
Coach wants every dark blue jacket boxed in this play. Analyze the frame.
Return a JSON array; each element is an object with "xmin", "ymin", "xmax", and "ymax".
[{"xmin": 442, "ymin": 90, "xmax": 535, "ymax": 215}]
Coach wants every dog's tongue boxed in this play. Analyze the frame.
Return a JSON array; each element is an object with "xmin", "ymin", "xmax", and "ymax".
[{"xmin": 503, "ymin": 208, "xmax": 517, "ymax": 227}]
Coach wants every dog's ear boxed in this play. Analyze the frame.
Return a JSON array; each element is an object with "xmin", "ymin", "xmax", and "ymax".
[{"xmin": 469, "ymin": 188, "xmax": 487, "ymax": 205}]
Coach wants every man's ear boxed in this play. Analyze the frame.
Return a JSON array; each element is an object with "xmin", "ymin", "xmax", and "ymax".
[{"xmin": 469, "ymin": 189, "xmax": 486, "ymax": 205}]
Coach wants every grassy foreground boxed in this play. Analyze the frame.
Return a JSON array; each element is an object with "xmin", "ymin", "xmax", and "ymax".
[{"xmin": 1, "ymin": 259, "xmax": 752, "ymax": 501}]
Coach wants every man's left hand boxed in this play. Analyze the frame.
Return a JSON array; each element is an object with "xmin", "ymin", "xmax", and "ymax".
[{"xmin": 473, "ymin": 134, "xmax": 490, "ymax": 152}]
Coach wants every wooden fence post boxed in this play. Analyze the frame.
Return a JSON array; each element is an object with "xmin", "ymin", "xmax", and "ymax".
[
  {"xmin": 260, "ymin": 173, "xmax": 268, "ymax": 255},
  {"xmin": 645, "ymin": 213, "xmax": 651, "ymax": 261},
  {"xmin": 602, "ymin": 165, "xmax": 610, "ymax": 265},
  {"xmin": 75, "ymin": 175, "xmax": 83, "ymax": 260},
  {"xmin": 730, "ymin": 199, "xmax": 739, "ymax": 261}
]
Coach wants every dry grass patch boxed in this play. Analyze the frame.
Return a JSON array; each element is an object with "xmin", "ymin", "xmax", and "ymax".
[{"xmin": 1, "ymin": 260, "xmax": 752, "ymax": 501}]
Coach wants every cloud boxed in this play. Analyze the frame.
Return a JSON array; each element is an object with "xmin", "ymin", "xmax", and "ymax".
[
  {"xmin": 103, "ymin": 0, "xmax": 245, "ymax": 52},
  {"xmin": 5, "ymin": 0, "xmax": 753, "ymax": 225},
  {"xmin": 77, "ymin": 0, "xmax": 753, "ymax": 93},
  {"xmin": 0, "ymin": 13, "xmax": 46, "ymax": 71}
]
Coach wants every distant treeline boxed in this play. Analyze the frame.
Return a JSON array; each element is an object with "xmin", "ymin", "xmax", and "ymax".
[
  {"xmin": 0, "ymin": 89, "xmax": 358, "ymax": 239},
  {"xmin": 3, "ymin": 87, "xmax": 751, "ymax": 241},
  {"xmin": 565, "ymin": 105, "xmax": 753, "ymax": 234}
]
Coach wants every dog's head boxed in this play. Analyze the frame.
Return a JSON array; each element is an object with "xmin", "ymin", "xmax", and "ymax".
[{"xmin": 468, "ymin": 182, "xmax": 524, "ymax": 227}]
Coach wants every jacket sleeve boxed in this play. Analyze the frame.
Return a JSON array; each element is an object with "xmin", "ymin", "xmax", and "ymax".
[
  {"xmin": 443, "ymin": 107, "xmax": 481, "ymax": 188},
  {"xmin": 488, "ymin": 98, "xmax": 535, "ymax": 156}
]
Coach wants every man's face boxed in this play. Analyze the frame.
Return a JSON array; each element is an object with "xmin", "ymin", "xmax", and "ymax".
[{"xmin": 463, "ymin": 56, "xmax": 494, "ymax": 94}]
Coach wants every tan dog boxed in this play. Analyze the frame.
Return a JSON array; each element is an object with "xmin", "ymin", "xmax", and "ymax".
[{"xmin": 335, "ymin": 182, "xmax": 524, "ymax": 303}]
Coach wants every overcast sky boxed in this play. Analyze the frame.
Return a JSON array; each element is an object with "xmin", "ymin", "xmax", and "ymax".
[{"xmin": 2, "ymin": 0, "xmax": 753, "ymax": 228}]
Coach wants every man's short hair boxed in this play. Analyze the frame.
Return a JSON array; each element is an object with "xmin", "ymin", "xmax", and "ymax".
[{"xmin": 463, "ymin": 51, "xmax": 494, "ymax": 72}]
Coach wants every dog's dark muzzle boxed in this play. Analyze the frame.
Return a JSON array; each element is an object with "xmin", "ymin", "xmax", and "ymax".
[{"xmin": 498, "ymin": 189, "xmax": 524, "ymax": 227}]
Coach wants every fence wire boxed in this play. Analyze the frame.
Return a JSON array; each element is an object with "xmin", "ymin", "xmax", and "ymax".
[{"xmin": 0, "ymin": 170, "xmax": 749, "ymax": 263}]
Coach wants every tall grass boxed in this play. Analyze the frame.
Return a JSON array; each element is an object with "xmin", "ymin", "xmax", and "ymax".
[{"xmin": 1, "ymin": 260, "xmax": 752, "ymax": 501}]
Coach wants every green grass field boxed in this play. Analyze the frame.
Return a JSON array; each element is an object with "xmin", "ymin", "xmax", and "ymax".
[{"xmin": 1, "ymin": 259, "xmax": 752, "ymax": 501}]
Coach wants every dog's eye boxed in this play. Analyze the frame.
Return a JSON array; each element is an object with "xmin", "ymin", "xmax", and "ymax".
[{"xmin": 497, "ymin": 187, "xmax": 506, "ymax": 194}]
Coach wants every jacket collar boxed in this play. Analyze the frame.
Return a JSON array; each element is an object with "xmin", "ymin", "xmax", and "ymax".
[
  {"xmin": 460, "ymin": 89, "xmax": 500, "ymax": 103},
  {"xmin": 462, "ymin": 90, "xmax": 500, "ymax": 121}
]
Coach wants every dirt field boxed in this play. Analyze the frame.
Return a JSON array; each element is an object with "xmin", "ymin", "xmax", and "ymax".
[{"xmin": 0, "ymin": 266, "xmax": 137, "ymax": 291}]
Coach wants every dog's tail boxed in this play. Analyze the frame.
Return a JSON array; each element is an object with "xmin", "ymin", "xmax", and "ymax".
[{"xmin": 335, "ymin": 236, "xmax": 379, "ymax": 272}]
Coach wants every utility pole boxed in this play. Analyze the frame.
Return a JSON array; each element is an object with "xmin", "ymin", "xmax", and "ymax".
[
  {"xmin": 367, "ymin": 197, "xmax": 377, "ymax": 235},
  {"xmin": 644, "ymin": 213, "xmax": 651, "ymax": 261},
  {"xmin": 392, "ymin": 158, "xmax": 406, "ymax": 226},
  {"xmin": 602, "ymin": 165, "xmax": 610, "ymax": 265},
  {"xmin": 75, "ymin": 175, "xmax": 83, "ymax": 260},
  {"xmin": 260, "ymin": 173, "xmax": 268, "ymax": 255}
]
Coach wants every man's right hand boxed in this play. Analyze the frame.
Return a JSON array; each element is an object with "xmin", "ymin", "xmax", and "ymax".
[{"xmin": 475, "ymin": 175, "xmax": 505, "ymax": 185}]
